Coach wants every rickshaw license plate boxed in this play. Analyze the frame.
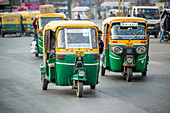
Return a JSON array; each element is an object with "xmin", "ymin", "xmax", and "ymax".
[
  {"xmin": 75, "ymin": 51, "xmax": 85, "ymax": 56},
  {"xmin": 126, "ymin": 42, "xmax": 133, "ymax": 47}
]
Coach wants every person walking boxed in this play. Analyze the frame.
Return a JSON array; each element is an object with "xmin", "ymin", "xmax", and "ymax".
[{"xmin": 102, "ymin": 9, "xmax": 106, "ymax": 20}]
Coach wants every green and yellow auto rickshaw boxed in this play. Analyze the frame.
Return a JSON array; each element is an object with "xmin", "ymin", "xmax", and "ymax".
[
  {"xmin": 20, "ymin": 11, "xmax": 40, "ymax": 36},
  {"xmin": 101, "ymin": 17, "xmax": 149, "ymax": 82},
  {"xmin": 40, "ymin": 20, "xmax": 100, "ymax": 97},
  {"xmin": 32, "ymin": 13, "xmax": 66, "ymax": 57},
  {"xmin": 1, "ymin": 13, "xmax": 22, "ymax": 37}
]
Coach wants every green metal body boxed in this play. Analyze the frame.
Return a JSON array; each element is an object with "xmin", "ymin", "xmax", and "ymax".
[
  {"xmin": 36, "ymin": 33, "xmax": 43, "ymax": 54},
  {"xmin": 1, "ymin": 24, "xmax": 21, "ymax": 34},
  {"xmin": 40, "ymin": 54, "xmax": 99, "ymax": 86},
  {"xmin": 102, "ymin": 44, "xmax": 148, "ymax": 72},
  {"xmin": 23, "ymin": 23, "xmax": 34, "ymax": 33}
]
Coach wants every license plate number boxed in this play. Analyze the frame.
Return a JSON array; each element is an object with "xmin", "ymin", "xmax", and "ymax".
[
  {"xmin": 75, "ymin": 51, "xmax": 84, "ymax": 56},
  {"xmin": 125, "ymin": 42, "xmax": 133, "ymax": 47}
]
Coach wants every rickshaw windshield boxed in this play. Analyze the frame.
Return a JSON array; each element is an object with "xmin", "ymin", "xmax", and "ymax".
[
  {"xmin": 111, "ymin": 25, "xmax": 146, "ymax": 40},
  {"xmin": 73, "ymin": 11, "xmax": 88, "ymax": 20},
  {"xmin": 57, "ymin": 28, "xmax": 98, "ymax": 49},
  {"xmin": 39, "ymin": 17, "xmax": 63, "ymax": 30}
]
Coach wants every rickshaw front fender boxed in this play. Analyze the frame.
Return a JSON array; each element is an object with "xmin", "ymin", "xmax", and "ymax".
[{"xmin": 71, "ymin": 68, "xmax": 87, "ymax": 81}]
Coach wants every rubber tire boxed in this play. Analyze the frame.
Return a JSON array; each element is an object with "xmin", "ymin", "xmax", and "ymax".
[
  {"xmin": 18, "ymin": 32, "xmax": 21, "ymax": 37},
  {"xmin": 76, "ymin": 81, "xmax": 83, "ymax": 98},
  {"xmin": 35, "ymin": 53, "xmax": 39, "ymax": 57},
  {"xmin": 41, "ymin": 75, "xmax": 48, "ymax": 90},
  {"xmin": 101, "ymin": 66, "xmax": 105, "ymax": 76},
  {"xmin": 126, "ymin": 67, "xmax": 132, "ymax": 82},
  {"xmin": 142, "ymin": 71, "xmax": 147, "ymax": 76},
  {"xmin": 90, "ymin": 85, "xmax": 96, "ymax": 89},
  {"xmin": 162, "ymin": 34, "xmax": 169, "ymax": 42},
  {"xmin": 154, "ymin": 34, "xmax": 157, "ymax": 38}
]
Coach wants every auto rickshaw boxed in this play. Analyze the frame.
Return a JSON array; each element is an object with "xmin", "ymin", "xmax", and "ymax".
[
  {"xmin": 72, "ymin": 6, "xmax": 90, "ymax": 20},
  {"xmin": 101, "ymin": 17, "xmax": 149, "ymax": 82},
  {"xmin": 20, "ymin": 11, "xmax": 40, "ymax": 36},
  {"xmin": 1, "ymin": 13, "xmax": 22, "ymax": 37},
  {"xmin": 40, "ymin": 20, "xmax": 100, "ymax": 97},
  {"xmin": 32, "ymin": 13, "xmax": 66, "ymax": 57}
]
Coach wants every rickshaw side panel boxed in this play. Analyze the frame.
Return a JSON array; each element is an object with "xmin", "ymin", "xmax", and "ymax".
[{"xmin": 36, "ymin": 33, "xmax": 43, "ymax": 54}]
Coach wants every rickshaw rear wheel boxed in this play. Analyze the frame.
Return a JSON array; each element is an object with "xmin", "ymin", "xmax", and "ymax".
[
  {"xmin": 142, "ymin": 71, "xmax": 147, "ymax": 76},
  {"xmin": 90, "ymin": 85, "xmax": 96, "ymax": 89},
  {"xmin": 101, "ymin": 66, "xmax": 105, "ymax": 76},
  {"xmin": 126, "ymin": 67, "xmax": 132, "ymax": 82},
  {"xmin": 76, "ymin": 81, "xmax": 83, "ymax": 97},
  {"xmin": 1, "ymin": 32, "xmax": 4, "ymax": 37},
  {"xmin": 41, "ymin": 75, "xmax": 48, "ymax": 90}
]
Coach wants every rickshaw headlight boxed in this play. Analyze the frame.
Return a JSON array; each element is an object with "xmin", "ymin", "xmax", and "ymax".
[
  {"xmin": 127, "ymin": 57, "xmax": 133, "ymax": 64},
  {"xmin": 136, "ymin": 46, "xmax": 146, "ymax": 54},
  {"xmin": 79, "ymin": 70, "xmax": 85, "ymax": 76},
  {"xmin": 111, "ymin": 46, "xmax": 123, "ymax": 54}
]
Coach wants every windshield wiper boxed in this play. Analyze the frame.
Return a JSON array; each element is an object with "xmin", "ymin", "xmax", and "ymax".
[{"xmin": 129, "ymin": 30, "xmax": 142, "ymax": 42}]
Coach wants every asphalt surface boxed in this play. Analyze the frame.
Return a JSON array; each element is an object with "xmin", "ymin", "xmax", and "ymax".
[{"xmin": 0, "ymin": 26, "xmax": 170, "ymax": 113}]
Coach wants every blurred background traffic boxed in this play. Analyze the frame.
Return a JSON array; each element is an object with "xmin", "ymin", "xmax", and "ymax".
[
  {"xmin": 0, "ymin": 0, "xmax": 169, "ymax": 19},
  {"xmin": 0, "ymin": 0, "xmax": 170, "ymax": 39}
]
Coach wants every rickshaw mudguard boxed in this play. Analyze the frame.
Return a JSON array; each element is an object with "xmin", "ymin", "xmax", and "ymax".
[{"xmin": 71, "ymin": 68, "xmax": 87, "ymax": 81}]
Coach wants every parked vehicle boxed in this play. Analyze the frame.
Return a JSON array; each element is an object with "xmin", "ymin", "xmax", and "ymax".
[
  {"xmin": 40, "ymin": 20, "xmax": 100, "ymax": 97},
  {"xmin": 101, "ymin": 17, "xmax": 149, "ymax": 82},
  {"xmin": 130, "ymin": 6, "xmax": 161, "ymax": 38},
  {"xmin": 1, "ymin": 12, "xmax": 22, "ymax": 37},
  {"xmin": 32, "ymin": 13, "xmax": 66, "ymax": 57}
]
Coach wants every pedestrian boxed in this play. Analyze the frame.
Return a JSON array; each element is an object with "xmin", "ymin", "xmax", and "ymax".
[
  {"xmin": 98, "ymin": 30, "xmax": 104, "ymax": 54},
  {"xmin": 98, "ymin": 8, "xmax": 101, "ymax": 19},
  {"xmin": 102, "ymin": 9, "xmax": 106, "ymax": 20},
  {"xmin": 159, "ymin": 12, "xmax": 169, "ymax": 42},
  {"xmin": 137, "ymin": 10, "xmax": 146, "ymax": 18}
]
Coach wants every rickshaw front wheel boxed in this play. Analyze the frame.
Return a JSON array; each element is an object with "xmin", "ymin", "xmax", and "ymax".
[
  {"xmin": 126, "ymin": 67, "xmax": 132, "ymax": 82},
  {"xmin": 76, "ymin": 81, "xmax": 83, "ymax": 97},
  {"xmin": 41, "ymin": 75, "xmax": 48, "ymax": 90}
]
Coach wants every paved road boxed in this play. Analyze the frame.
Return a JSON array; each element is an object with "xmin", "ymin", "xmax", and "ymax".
[{"xmin": 0, "ymin": 31, "xmax": 170, "ymax": 113}]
